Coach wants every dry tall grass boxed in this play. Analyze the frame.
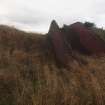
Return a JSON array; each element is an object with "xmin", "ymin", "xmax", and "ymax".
[{"xmin": 0, "ymin": 25, "xmax": 105, "ymax": 105}]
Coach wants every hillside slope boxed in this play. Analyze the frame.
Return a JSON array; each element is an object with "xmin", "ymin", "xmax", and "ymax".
[{"xmin": 0, "ymin": 25, "xmax": 105, "ymax": 105}]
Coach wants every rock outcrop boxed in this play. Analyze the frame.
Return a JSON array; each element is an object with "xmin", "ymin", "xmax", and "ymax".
[
  {"xmin": 48, "ymin": 20, "xmax": 68, "ymax": 66},
  {"xmin": 70, "ymin": 22, "xmax": 105, "ymax": 54},
  {"xmin": 48, "ymin": 20, "xmax": 105, "ymax": 66}
]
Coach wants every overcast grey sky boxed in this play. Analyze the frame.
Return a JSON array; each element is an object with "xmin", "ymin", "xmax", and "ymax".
[{"xmin": 0, "ymin": 0, "xmax": 105, "ymax": 33}]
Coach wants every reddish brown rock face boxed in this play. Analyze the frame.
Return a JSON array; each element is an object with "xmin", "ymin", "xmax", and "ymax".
[
  {"xmin": 48, "ymin": 20, "xmax": 68, "ymax": 66},
  {"xmin": 70, "ymin": 22, "xmax": 105, "ymax": 54},
  {"xmin": 48, "ymin": 20, "xmax": 105, "ymax": 66}
]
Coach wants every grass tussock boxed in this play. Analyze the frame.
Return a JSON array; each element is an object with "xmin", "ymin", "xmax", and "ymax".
[{"xmin": 0, "ymin": 25, "xmax": 105, "ymax": 105}]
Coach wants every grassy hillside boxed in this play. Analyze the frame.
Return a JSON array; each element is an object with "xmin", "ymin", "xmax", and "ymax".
[{"xmin": 0, "ymin": 25, "xmax": 105, "ymax": 105}]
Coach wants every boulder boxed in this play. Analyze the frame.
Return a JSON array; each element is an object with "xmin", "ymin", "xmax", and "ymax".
[
  {"xmin": 48, "ymin": 20, "xmax": 69, "ymax": 66},
  {"xmin": 48, "ymin": 20, "xmax": 105, "ymax": 66},
  {"xmin": 48, "ymin": 20, "xmax": 59, "ymax": 34},
  {"xmin": 70, "ymin": 22, "xmax": 105, "ymax": 54}
]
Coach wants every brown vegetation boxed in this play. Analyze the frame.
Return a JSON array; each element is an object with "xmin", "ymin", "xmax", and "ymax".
[{"xmin": 0, "ymin": 25, "xmax": 105, "ymax": 105}]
